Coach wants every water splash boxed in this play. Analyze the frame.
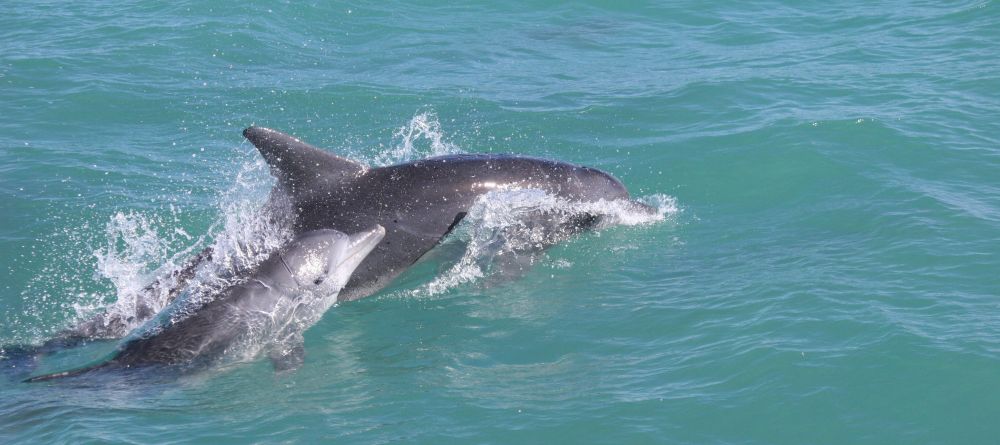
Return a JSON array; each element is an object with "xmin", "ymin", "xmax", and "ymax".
[
  {"xmin": 59, "ymin": 153, "xmax": 292, "ymax": 341},
  {"xmin": 372, "ymin": 111, "xmax": 461, "ymax": 166},
  {"xmin": 78, "ymin": 209, "xmax": 207, "ymax": 336},
  {"xmin": 415, "ymin": 190, "xmax": 678, "ymax": 296},
  {"xmin": 94, "ymin": 211, "xmax": 180, "ymax": 298},
  {"xmin": 199, "ymin": 156, "xmax": 293, "ymax": 283}
]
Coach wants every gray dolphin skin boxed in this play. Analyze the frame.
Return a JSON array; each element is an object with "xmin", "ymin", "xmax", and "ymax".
[
  {"xmin": 63, "ymin": 126, "xmax": 648, "ymax": 340},
  {"xmin": 26, "ymin": 226, "xmax": 384, "ymax": 382}
]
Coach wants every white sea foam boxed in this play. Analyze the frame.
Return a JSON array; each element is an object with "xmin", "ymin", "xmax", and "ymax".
[
  {"xmin": 415, "ymin": 190, "xmax": 679, "ymax": 296},
  {"xmin": 77, "ymin": 153, "xmax": 292, "ymax": 337}
]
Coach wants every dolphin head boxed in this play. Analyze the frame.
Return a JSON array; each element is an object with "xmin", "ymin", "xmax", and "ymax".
[{"xmin": 278, "ymin": 226, "xmax": 385, "ymax": 296}]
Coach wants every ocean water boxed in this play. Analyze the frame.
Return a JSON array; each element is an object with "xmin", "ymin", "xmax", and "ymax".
[{"xmin": 1, "ymin": 1, "xmax": 999, "ymax": 443}]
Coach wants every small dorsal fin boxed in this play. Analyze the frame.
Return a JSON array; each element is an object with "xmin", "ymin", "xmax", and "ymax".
[{"xmin": 243, "ymin": 126, "xmax": 366, "ymax": 195}]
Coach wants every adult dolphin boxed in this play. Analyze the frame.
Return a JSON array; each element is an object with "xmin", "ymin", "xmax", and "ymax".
[{"xmin": 61, "ymin": 126, "xmax": 648, "ymax": 340}]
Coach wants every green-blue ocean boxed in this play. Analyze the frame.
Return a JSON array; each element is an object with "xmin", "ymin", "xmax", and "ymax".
[{"xmin": 2, "ymin": 2, "xmax": 998, "ymax": 443}]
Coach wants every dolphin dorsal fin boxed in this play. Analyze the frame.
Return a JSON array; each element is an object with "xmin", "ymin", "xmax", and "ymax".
[{"xmin": 243, "ymin": 126, "xmax": 366, "ymax": 196}]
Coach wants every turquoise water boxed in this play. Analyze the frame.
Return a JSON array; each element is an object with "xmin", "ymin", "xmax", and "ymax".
[{"xmin": 2, "ymin": 1, "xmax": 999, "ymax": 443}]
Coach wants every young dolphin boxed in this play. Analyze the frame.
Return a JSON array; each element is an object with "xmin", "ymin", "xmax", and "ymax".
[{"xmin": 25, "ymin": 226, "xmax": 385, "ymax": 382}]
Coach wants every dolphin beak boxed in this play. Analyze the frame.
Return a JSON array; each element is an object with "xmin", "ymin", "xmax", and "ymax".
[{"xmin": 336, "ymin": 225, "xmax": 385, "ymax": 273}]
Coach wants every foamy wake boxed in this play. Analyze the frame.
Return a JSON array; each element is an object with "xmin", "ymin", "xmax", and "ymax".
[{"xmin": 415, "ymin": 190, "xmax": 679, "ymax": 296}]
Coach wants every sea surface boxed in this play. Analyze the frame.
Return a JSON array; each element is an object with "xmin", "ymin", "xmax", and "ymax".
[{"xmin": 2, "ymin": 1, "xmax": 999, "ymax": 443}]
